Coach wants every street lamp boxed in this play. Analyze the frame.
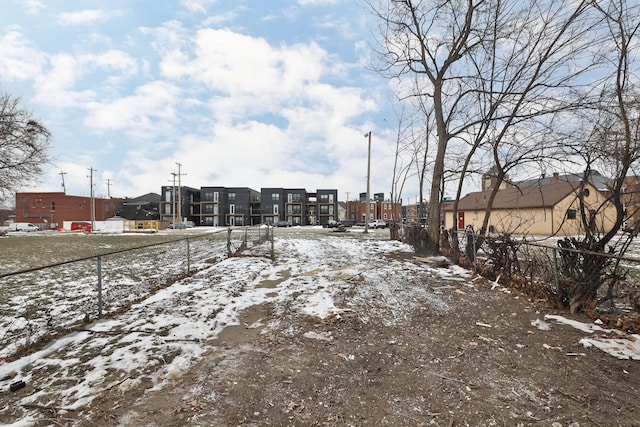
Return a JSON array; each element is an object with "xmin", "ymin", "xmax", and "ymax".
[{"xmin": 364, "ymin": 131, "xmax": 371, "ymax": 234}]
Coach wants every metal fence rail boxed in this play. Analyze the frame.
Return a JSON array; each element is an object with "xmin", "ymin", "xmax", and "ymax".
[
  {"xmin": 0, "ymin": 226, "xmax": 274, "ymax": 360},
  {"xmin": 468, "ymin": 233, "xmax": 640, "ymax": 318}
]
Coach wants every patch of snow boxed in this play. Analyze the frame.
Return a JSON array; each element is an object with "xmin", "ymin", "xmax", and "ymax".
[{"xmin": 545, "ymin": 314, "xmax": 640, "ymax": 360}]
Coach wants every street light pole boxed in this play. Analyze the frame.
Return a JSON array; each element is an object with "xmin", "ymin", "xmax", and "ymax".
[{"xmin": 364, "ymin": 131, "xmax": 371, "ymax": 234}]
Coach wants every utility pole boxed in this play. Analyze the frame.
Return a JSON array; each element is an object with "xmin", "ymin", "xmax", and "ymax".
[
  {"xmin": 59, "ymin": 171, "xmax": 67, "ymax": 193},
  {"xmin": 105, "ymin": 178, "xmax": 113, "ymax": 198},
  {"xmin": 170, "ymin": 173, "xmax": 177, "ymax": 226},
  {"xmin": 175, "ymin": 162, "xmax": 186, "ymax": 223},
  {"xmin": 345, "ymin": 192, "xmax": 350, "ymax": 222},
  {"xmin": 88, "ymin": 167, "xmax": 96, "ymax": 232},
  {"xmin": 364, "ymin": 131, "xmax": 372, "ymax": 234}
]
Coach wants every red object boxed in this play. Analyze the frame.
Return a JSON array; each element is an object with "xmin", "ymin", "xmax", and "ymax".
[
  {"xmin": 71, "ymin": 221, "xmax": 92, "ymax": 232},
  {"xmin": 457, "ymin": 212, "xmax": 465, "ymax": 229}
]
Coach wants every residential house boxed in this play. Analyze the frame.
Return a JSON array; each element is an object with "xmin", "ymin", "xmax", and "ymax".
[
  {"xmin": 116, "ymin": 193, "xmax": 161, "ymax": 221},
  {"xmin": 623, "ymin": 176, "xmax": 640, "ymax": 231},
  {"xmin": 443, "ymin": 180, "xmax": 616, "ymax": 236}
]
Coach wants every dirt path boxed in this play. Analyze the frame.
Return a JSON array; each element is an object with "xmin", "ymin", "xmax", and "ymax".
[
  {"xmin": 80, "ymin": 253, "xmax": 638, "ymax": 426},
  {"xmin": 5, "ymin": 231, "xmax": 638, "ymax": 427}
]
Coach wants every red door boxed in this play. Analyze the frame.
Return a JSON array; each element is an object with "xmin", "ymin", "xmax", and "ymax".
[{"xmin": 457, "ymin": 212, "xmax": 465, "ymax": 229}]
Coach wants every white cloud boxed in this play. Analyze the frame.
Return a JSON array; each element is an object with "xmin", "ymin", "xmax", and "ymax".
[
  {"xmin": 0, "ymin": 31, "xmax": 46, "ymax": 81},
  {"xmin": 180, "ymin": 0, "xmax": 217, "ymax": 14},
  {"xmin": 298, "ymin": 0, "xmax": 342, "ymax": 5},
  {"xmin": 58, "ymin": 9, "xmax": 121, "ymax": 26},
  {"xmin": 32, "ymin": 54, "xmax": 96, "ymax": 107},
  {"xmin": 83, "ymin": 80, "xmax": 181, "ymax": 138},
  {"xmin": 23, "ymin": 0, "xmax": 45, "ymax": 15}
]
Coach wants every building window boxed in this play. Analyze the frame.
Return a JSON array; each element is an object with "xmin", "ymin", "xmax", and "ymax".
[
  {"xmin": 288, "ymin": 205, "xmax": 301, "ymax": 214},
  {"xmin": 320, "ymin": 194, "xmax": 329, "ymax": 203},
  {"xmin": 273, "ymin": 205, "xmax": 278, "ymax": 215},
  {"xmin": 50, "ymin": 201, "xmax": 55, "ymax": 211},
  {"xmin": 230, "ymin": 204, "xmax": 235, "ymax": 214},
  {"xmin": 272, "ymin": 193, "xmax": 280, "ymax": 201},
  {"xmin": 567, "ymin": 209, "xmax": 577, "ymax": 220},
  {"xmin": 214, "ymin": 192, "xmax": 219, "ymax": 202},
  {"xmin": 229, "ymin": 193, "xmax": 236, "ymax": 201}
]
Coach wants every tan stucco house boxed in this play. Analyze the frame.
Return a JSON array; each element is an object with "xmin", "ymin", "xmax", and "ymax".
[{"xmin": 444, "ymin": 180, "xmax": 617, "ymax": 236}]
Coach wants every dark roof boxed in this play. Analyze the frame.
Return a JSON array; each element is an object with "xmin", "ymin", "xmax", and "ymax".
[
  {"xmin": 516, "ymin": 171, "xmax": 609, "ymax": 191},
  {"xmin": 125, "ymin": 193, "xmax": 161, "ymax": 204},
  {"xmin": 447, "ymin": 181, "xmax": 581, "ymax": 211}
]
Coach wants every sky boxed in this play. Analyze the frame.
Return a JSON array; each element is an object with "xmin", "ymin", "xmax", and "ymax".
[
  {"xmin": 2, "ymin": 229, "xmax": 637, "ymax": 424},
  {"xmin": 0, "ymin": 0, "xmax": 401, "ymax": 202}
]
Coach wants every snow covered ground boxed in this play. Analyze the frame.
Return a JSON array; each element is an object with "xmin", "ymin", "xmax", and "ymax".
[{"xmin": 0, "ymin": 227, "xmax": 638, "ymax": 425}]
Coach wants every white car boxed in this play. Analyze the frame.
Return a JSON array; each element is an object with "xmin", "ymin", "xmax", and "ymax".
[{"xmin": 368, "ymin": 220, "xmax": 387, "ymax": 229}]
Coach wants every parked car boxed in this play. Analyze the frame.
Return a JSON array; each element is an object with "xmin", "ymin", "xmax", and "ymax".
[
  {"xmin": 168, "ymin": 221, "xmax": 195, "ymax": 229},
  {"xmin": 323, "ymin": 220, "xmax": 340, "ymax": 228},
  {"xmin": 340, "ymin": 220, "xmax": 355, "ymax": 227},
  {"xmin": 274, "ymin": 221, "xmax": 291, "ymax": 227},
  {"xmin": 368, "ymin": 219, "xmax": 387, "ymax": 229},
  {"xmin": 8, "ymin": 222, "xmax": 39, "ymax": 232}
]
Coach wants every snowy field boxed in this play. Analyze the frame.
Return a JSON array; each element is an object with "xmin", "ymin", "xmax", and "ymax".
[
  {"xmin": 0, "ymin": 227, "xmax": 638, "ymax": 426},
  {"xmin": 0, "ymin": 229, "xmax": 235, "ymax": 359}
]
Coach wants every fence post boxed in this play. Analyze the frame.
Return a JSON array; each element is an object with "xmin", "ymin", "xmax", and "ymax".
[
  {"xmin": 271, "ymin": 225, "xmax": 275, "ymax": 260},
  {"xmin": 186, "ymin": 237, "xmax": 191, "ymax": 275},
  {"xmin": 227, "ymin": 227, "xmax": 232, "ymax": 257},
  {"xmin": 97, "ymin": 255, "xmax": 103, "ymax": 318},
  {"xmin": 552, "ymin": 247, "xmax": 559, "ymax": 293},
  {"xmin": 472, "ymin": 233, "xmax": 477, "ymax": 263}
]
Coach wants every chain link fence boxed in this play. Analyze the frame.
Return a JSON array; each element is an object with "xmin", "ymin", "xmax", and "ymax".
[{"xmin": 0, "ymin": 226, "xmax": 274, "ymax": 360}]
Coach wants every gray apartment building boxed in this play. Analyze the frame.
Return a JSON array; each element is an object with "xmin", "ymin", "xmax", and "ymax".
[
  {"xmin": 161, "ymin": 185, "xmax": 337, "ymax": 227},
  {"xmin": 160, "ymin": 185, "xmax": 200, "ymax": 224},
  {"xmin": 199, "ymin": 186, "xmax": 261, "ymax": 226}
]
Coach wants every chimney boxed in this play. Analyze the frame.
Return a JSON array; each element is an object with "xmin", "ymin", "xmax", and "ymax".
[{"xmin": 552, "ymin": 172, "xmax": 559, "ymax": 184}]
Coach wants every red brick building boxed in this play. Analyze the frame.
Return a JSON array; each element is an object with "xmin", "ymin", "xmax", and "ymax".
[
  {"xmin": 345, "ymin": 200, "xmax": 402, "ymax": 223},
  {"xmin": 14, "ymin": 192, "xmax": 124, "ymax": 230}
]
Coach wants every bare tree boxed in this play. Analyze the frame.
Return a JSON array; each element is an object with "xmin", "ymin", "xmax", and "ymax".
[
  {"xmin": 0, "ymin": 93, "xmax": 51, "ymax": 201},
  {"xmin": 389, "ymin": 105, "xmax": 416, "ymax": 239},
  {"xmin": 369, "ymin": 0, "xmax": 603, "ymax": 255},
  {"xmin": 554, "ymin": 0, "xmax": 640, "ymax": 313},
  {"xmin": 370, "ymin": 0, "xmax": 489, "ymax": 254}
]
